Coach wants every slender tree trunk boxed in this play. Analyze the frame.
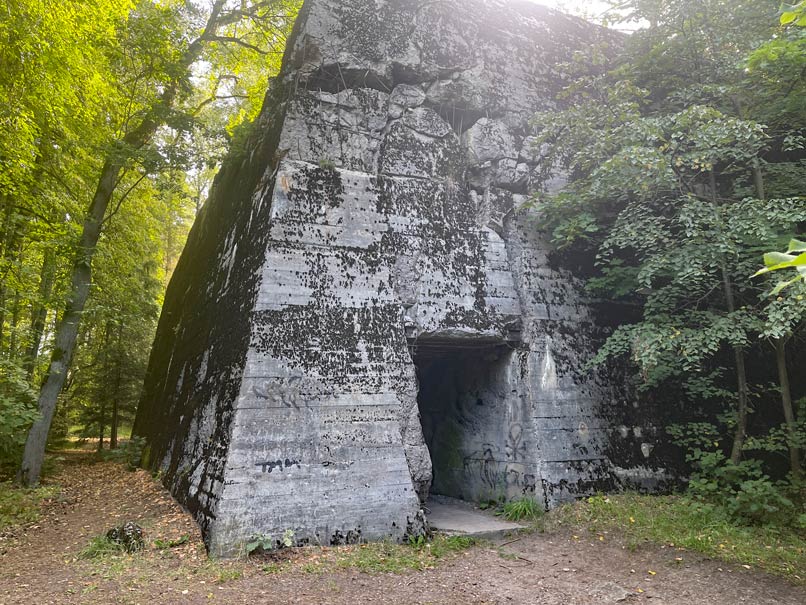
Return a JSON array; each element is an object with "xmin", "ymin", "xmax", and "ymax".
[
  {"xmin": 24, "ymin": 248, "xmax": 56, "ymax": 381},
  {"xmin": 708, "ymin": 170, "xmax": 752, "ymax": 464},
  {"xmin": 98, "ymin": 403, "xmax": 105, "ymax": 452},
  {"xmin": 0, "ymin": 292, "xmax": 5, "ymax": 353},
  {"xmin": 110, "ymin": 322, "xmax": 123, "ymax": 450},
  {"xmin": 746, "ymin": 146, "xmax": 801, "ymax": 478},
  {"xmin": 0, "ymin": 203, "xmax": 20, "ymax": 354},
  {"xmin": 110, "ymin": 397, "xmax": 119, "ymax": 450},
  {"xmin": 7, "ymin": 287, "xmax": 21, "ymax": 359},
  {"xmin": 721, "ymin": 261, "xmax": 750, "ymax": 464},
  {"xmin": 18, "ymin": 157, "xmax": 123, "ymax": 485},
  {"xmin": 98, "ymin": 322, "xmax": 112, "ymax": 453},
  {"xmin": 0, "ymin": 290, "xmax": 5, "ymax": 353},
  {"xmin": 752, "ymin": 158, "xmax": 765, "ymax": 202},
  {"xmin": 17, "ymin": 0, "xmax": 228, "ymax": 486},
  {"xmin": 728, "ymin": 336, "xmax": 751, "ymax": 464},
  {"xmin": 0, "ymin": 194, "xmax": 10, "ymax": 260},
  {"xmin": 773, "ymin": 337, "xmax": 802, "ymax": 479}
]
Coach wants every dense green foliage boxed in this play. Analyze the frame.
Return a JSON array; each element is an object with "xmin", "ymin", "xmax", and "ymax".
[
  {"xmin": 0, "ymin": 1, "xmax": 299, "ymax": 477},
  {"xmin": 532, "ymin": 0, "xmax": 805, "ymax": 521}
]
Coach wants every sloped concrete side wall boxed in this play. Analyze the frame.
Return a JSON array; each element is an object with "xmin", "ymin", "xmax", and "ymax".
[{"xmin": 132, "ymin": 80, "xmax": 292, "ymax": 547}]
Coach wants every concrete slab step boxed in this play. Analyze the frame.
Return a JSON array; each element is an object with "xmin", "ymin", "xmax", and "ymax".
[{"xmin": 425, "ymin": 495, "xmax": 526, "ymax": 538}]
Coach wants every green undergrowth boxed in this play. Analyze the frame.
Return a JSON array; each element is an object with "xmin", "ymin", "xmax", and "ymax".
[
  {"xmin": 0, "ymin": 481, "xmax": 60, "ymax": 532},
  {"xmin": 545, "ymin": 494, "xmax": 806, "ymax": 582},
  {"xmin": 498, "ymin": 496, "xmax": 545, "ymax": 522}
]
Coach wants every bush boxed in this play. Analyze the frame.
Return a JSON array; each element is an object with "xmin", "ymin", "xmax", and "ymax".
[
  {"xmin": 0, "ymin": 359, "xmax": 38, "ymax": 467},
  {"xmin": 728, "ymin": 478, "xmax": 795, "ymax": 525},
  {"xmin": 673, "ymin": 427, "xmax": 800, "ymax": 527}
]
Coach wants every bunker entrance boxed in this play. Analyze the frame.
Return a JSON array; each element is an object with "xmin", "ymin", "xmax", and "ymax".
[{"xmin": 412, "ymin": 340, "xmax": 517, "ymax": 504}]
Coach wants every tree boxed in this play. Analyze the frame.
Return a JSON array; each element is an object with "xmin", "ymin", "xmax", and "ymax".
[
  {"xmin": 531, "ymin": 0, "xmax": 806, "ymax": 495},
  {"xmin": 11, "ymin": 0, "xmax": 299, "ymax": 485},
  {"xmin": 0, "ymin": 0, "xmax": 132, "ymax": 470}
]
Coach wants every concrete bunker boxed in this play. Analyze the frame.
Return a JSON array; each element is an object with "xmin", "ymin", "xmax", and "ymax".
[
  {"xmin": 133, "ymin": 0, "xmax": 667, "ymax": 556},
  {"xmin": 412, "ymin": 339, "xmax": 533, "ymax": 505}
]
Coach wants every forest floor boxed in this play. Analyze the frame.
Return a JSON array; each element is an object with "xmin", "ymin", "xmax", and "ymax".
[{"xmin": 1, "ymin": 451, "xmax": 805, "ymax": 605}]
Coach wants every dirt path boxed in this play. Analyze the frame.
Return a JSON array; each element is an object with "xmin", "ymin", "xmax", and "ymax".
[{"xmin": 1, "ymin": 454, "xmax": 804, "ymax": 605}]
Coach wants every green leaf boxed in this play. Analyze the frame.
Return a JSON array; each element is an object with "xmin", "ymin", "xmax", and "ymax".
[
  {"xmin": 780, "ymin": 12, "xmax": 797, "ymax": 24},
  {"xmin": 779, "ymin": 251, "xmax": 806, "ymax": 268},
  {"xmin": 763, "ymin": 251, "xmax": 796, "ymax": 267},
  {"xmin": 787, "ymin": 238, "xmax": 806, "ymax": 253}
]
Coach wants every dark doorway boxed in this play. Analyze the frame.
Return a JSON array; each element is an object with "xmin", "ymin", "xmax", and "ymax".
[{"xmin": 411, "ymin": 340, "xmax": 524, "ymax": 503}]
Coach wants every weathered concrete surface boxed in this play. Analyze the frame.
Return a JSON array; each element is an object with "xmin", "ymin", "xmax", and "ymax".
[
  {"xmin": 134, "ymin": 0, "xmax": 669, "ymax": 557},
  {"xmin": 426, "ymin": 496, "xmax": 525, "ymax": 538}
]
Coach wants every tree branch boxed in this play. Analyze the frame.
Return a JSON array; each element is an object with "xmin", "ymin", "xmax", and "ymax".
[
  {"xmin": 205, "ymin": 35, "xmax": 277, "ymax": 54},
  {"xmin": 101, "ymin": 172, "xmax": 149, "ymax": 227},
  {"xmin": 191, "ymin": 94, "xmax": 250, "ymax": 116}
]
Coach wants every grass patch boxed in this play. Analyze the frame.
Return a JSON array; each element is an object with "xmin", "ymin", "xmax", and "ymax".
[
  {"xmin": 268, "ymin": 534, "xmax": 478, "ymax": 575},
  {"xmin": 546, "ymin": 493, "xmax": 806, "ymax": 582},
  {"xmin": 333, "ymin": 535, "xmax": 476, "ymax": 573},
  {"xmin": 0, "ymin": 481, "xmax": 59, "ymax": 532},
  {"xmin": 217, "ymin": 567, "xmax": 243, "ymax": 582},
  {"xmin": 498, "ymin": 496, "xmax": 544, "ymax": 522},
  {"xmin": 79, "ymin": 534, "xmax": 127, "ymax": 559},
  {"xmin": 153, "ymin": 535, "xmax": 189, "ymax": 550},
  {"xmin": 261, "ymin": 562, "xmax": 285, "ymax": 574}
]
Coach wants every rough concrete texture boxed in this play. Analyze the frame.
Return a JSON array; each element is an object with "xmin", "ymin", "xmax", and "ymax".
[{"xmin": 134, "ymin": 0, "xmax": 670, "ymax": 557}]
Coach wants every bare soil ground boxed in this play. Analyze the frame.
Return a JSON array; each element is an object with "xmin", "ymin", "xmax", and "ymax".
[{"xmin": 1, "ymin": 452, "xmax": 804, "ymax": 605}]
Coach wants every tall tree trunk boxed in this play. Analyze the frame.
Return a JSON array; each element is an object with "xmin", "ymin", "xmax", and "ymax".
[
  {"xmin": 110, "ymin": 396, "xmax": 119, "ymax": 450},
  {"xmin": 723, "ymin": 264, "xmax": 751, "ymax": 464},
  {"xmin": 7, "ymin": 287, "xmax": 21, "ymax": 359},
  {"xmin": 110, "ymin": 322, "xmax": 123, "ymax": 450},
  {"xmin": 24, "ymin": 248, "xmax": 56, "ymax": 381},
  {"xmin": 17, "ymin": 0, "xmax": 228, "ymax": 486},
  {"xmin": 752, "ymin": 158, "xmax": 765, "ymax": 202},
  {"xmin": 747, "ymin": 146, "xmax": 801, "ymax": 477},
  {"xmin": 774, "ymin": 337, "xmax": 802, "ymax": 479},
  {"xmin": 709, "ymin": 171, "xmax": 752, "ymax": 464},
  {"xmin": 0, "ymin": 289, "xmax": 5, "ymax": 353},
  {"xmin": 98, "ymin": 322, "xmax": 112, "ymax": 453},
  {"xmin": 98, "ymin": 402, "xmax": 105, "ymax": 453},
  {"xmin": 0, "ymin": 202, "xmax": 20, "ymax": 353},
  {"xmin": 18, "ymin": 157, "xmax": 123, "ymax": 485}
]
